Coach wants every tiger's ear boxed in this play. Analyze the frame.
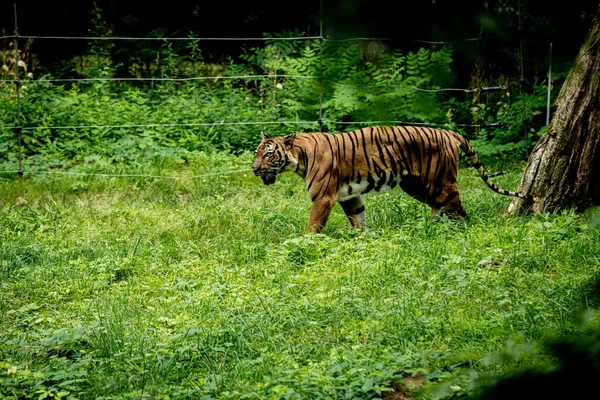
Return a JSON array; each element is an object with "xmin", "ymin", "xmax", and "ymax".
[
  {"xmin": 284, "ymin": 133, "xmax": 296, "ymax": 149},
  {"xmin": 261, "ymin": 131, "xmax": 270, "ymax": 140}
]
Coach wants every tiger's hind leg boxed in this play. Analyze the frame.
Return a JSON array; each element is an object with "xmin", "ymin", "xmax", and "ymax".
[
  {"xmin": 433, "ymin": 183, "xmax": 468, "ymax": 220},
  {"xmin": 339, "ymin": 196, "xmax": 369, "ymax": 230}
]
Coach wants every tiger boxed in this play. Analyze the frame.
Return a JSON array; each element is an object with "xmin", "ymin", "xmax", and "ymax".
[{"xmin": 252, "ymin": 125, "xmax": 532, "ymax": 234}]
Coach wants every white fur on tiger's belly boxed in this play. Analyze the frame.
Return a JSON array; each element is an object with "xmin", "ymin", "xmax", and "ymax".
[{"xmin": 337, "ymin": 173, "xmax": 402, "ymax": 202}]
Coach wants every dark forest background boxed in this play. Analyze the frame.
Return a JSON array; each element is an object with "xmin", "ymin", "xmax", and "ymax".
[{"xmin": 2, "ymin": 0, "xmax": 598, "ymax": 81}]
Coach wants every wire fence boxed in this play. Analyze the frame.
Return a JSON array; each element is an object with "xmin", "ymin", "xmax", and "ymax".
[{"xmin": 1, "ymin": 2, "xmax": 548, "ymax": 180}]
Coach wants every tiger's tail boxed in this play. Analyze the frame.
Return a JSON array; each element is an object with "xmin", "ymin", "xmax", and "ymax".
[{"xmin": 453, "ymin": 131, "xmax": 533, "ymax": 203}]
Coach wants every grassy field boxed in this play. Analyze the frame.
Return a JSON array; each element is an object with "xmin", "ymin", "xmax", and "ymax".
[{"xmin": 1, "ymin": 151, "xmax": 600, "ymax": 399}]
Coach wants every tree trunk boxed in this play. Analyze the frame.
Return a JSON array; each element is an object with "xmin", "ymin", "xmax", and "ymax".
[{"xmin": 508, "ymin": 3, "xmax": 600, "ymax": 214}]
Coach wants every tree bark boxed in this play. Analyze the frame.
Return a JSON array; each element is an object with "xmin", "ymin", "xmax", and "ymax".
[{"xmin": 508, "ymin": 3, "xmax": 600, "ymax": 214}]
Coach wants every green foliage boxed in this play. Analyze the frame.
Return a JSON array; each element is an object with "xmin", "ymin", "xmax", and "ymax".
[
  {"xmin": 0, "ymin": 358, "xmax": 87, "ymax": 399},
  {"xmin": 240, "ymin": 37, "xmax": 456, "ymax": 131},
  {"xmin": 466, "ymin": 83, "xmax": 557, "ymax": 165},
  {"xmin": 442, "ymin": 310, "xmax": 600, "ymax": 400},
  {"xmin": 1, "ymin": 30, "xmax": 561, "ymax": 172}
]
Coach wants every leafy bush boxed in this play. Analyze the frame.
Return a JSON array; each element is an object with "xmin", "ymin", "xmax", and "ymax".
[{"xmin": 1, "ymin": 31, "xmax": 560, "ymax": 171}]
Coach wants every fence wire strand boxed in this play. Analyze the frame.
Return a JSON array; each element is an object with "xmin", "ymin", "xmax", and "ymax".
[
  {"xmin": 316, "ymin": 30, "xmax": 520, "ymax": 44},
  {"xmin": 321, "ymin": 120, "xmax": 519, "ymax": 128},
  {"xmin": 17, "ymin": 35, "xmax": 322, "ymax": 41},
  {"xmin": 0, "ymin": 75, "xmax": 317, "ymax": 84},
  {"xmin": 325, "ymin": 79, "xmax": 505, "ymax": 93},
  {"xmin": 0, "ymin": 120, "xmax": 319, "ymax": 132},
  {"xmin": 11, "ymin": 29, "xmax": 520, "ymax": 44},
  {"xmin": 0, "ymin": 119, "xmax": 520, "ymax": 133},
  {"xmin": 0, "ymin": 168, "xmax": 254, "ymax": 180}
]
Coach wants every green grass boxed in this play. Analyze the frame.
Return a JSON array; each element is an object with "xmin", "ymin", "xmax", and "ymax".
[{"xmin": 1, "ymin": 151, "xmax": 600, "ymax": 399}]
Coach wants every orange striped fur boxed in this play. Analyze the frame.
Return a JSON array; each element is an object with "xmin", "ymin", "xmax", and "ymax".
[{"xmin": 252, "ymin": 126, "xmax": 532, "ymax": 233}]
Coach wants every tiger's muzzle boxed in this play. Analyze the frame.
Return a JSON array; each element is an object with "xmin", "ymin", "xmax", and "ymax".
[{"xmin": 253, "ymin": 167, "xmax": 277, "ymax": 186}]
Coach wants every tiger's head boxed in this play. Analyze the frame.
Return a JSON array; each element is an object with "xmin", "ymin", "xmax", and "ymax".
[{"xmin": 252, "ymin": 132, "xmax": 297, "ymax": 185}]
